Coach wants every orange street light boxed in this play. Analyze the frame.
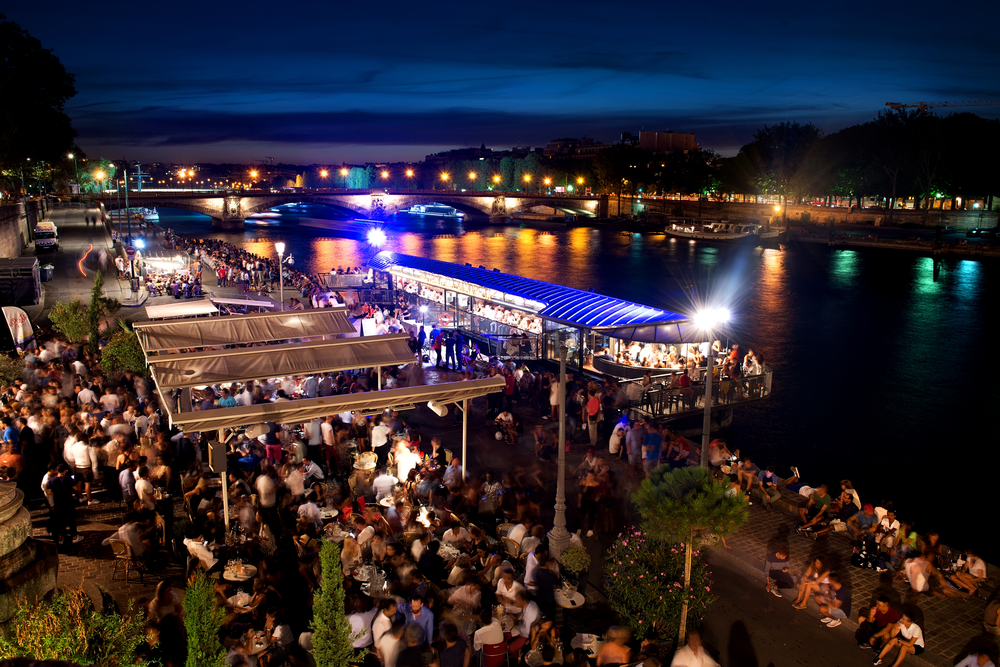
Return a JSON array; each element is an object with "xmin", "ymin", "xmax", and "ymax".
[
  {"xmin": 340, "ymin": 168, "xmax": 348, "ymax": 177},
  {"xmin": 468, "ymin": 171, "xmax": 477, "ymax": 181},
  {"xmin": 493, "ymin": 175, "xmax": 501, "ymax": 184},
  {"xmin": 381, "ymin": 170, "xmax": 389, "ymax": 179},
  {"xmin": 405, "ymin": 169, "xmax": 414, "ymax": 177},
  {"xmin": 543, "ymin": 177, "xmax": 551, "ymax": 186},
  {"xmin": 577, "ymin": 177, "xmax": 584, "ymax": 185},
  {"xmin": 441, "ymin": 173, "xmax": 450, "ymax": 181},
  {"xmin": 320, "ymin": 169, "xmax": 329, "ymax": 178},
  {"xmin": 250, "ymin": 170, "xmax": 258, "ymax": 179}
]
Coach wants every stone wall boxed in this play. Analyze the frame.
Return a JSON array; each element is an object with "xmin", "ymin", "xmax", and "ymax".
[
  {"xmin": 622, "ymin": 197, "xmax": 1000, "ymax": 230},
  {"xmin": 0, "ymin": 200, "xmax": 45, "ymax": 258},
  {"xmin": 0, "ymin": 482, "xmax": 58, "ymax": 626}
]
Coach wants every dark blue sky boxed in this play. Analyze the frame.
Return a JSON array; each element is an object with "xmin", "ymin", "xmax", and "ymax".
[{"xmin": 11, "ymin": 0, "xmax": 1000, "ymax": 164}]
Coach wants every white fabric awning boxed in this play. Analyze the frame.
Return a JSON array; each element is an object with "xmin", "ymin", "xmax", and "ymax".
[
  {"xmin": 148, "ymin": 333, "xmax": 416, "ymax": 390},
  {"xmin": 164, "ymin": 377, "xmax": 506, "ymax": 431},
  {"xmin": 134, "ymin": 308, "xmax": 356, "ymax": 353},
  {"xmin": 145, "ymin": 300, "xmax": 219, "ymax": 320}
]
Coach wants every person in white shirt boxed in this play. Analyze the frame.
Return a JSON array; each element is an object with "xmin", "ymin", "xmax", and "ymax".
[
  {"xmin": 669, "ymin": 629, "xmax": 719, "ymax": 667},
  {"xmin": 76, "ymin": 384, "xmax": 97, "ymax": 407},
  {"xmin": 135, "ymin": 466, "xmax": 156, "ymax": 510},
  {"xmin": 447, "ymin": 580, "xmax": 481, "ymax": 610},
  {"xmin": 473, "ymin": 611, "xmax": 505, "ymax": 651},
  {"xmin": 183, "ymin": 534, "xmax": 218, "ymax": 571},
  {"xmin": 255, "ymin": 469, "xmax": 277, "ymax": 508},
  {"xmin": 355, "ymin": 518, "xmax": 375, "ymax": 548},
  {"xmin": 495, "ymin": 568, "xmax": 525, "ymax": 609},
  {"xmin": 372, "ymin": 470, "xmax": 399, "ymax": 501},
  {"xmin": 371, "ymin": 418, "xmax": 392, "ymax": 465},
  {"xmin": 297, "ymin": 498, "xmax": 322, "ymax": 529},
  {"xmin": 443, "ymin": 458, "xmax": 463, "ymax": 488},
  {"xmin": 98, "ymin": 387, "xmax": 120, "ymax": 413},
  {"xmin": 520, "ymin": 527, "xmax": 544, "ymax": 558},
  {"xmin": 102, "ymin": 514, "xmax": 148, "ymax": 557},
  {"xmin": 301, "ymin": 458, "xmax": 324, "ymax": 486},
  {"xmin": 508, "ymin": 519, "xmax": 531, "ymax": 546},
  {"xmin": 378, "ymin": 620, "xmax": 405, "ymax": 667},
  {"xmin": 955, "ymin": 652, "xmax": 995, "ymax": 667},
  {"xmin": 510, "ymin": 591, "xmax": 539, "ymax": 653},
  {"xmin": 874, "ymin": 613, "xmax": 924, "ymax": 665},
  {"xmin": 443, "ymin": 522, "xmax": 472, "ymax": 549},
  {"xmin": 347, "ymin": 605, "xmax": 377, "ymax": 649},
  {"xmin": 70, "ymin": 436, "xmax": 98, "ymax": 504},
  {"xmin": 302, "ymin": 375, "xmax": 319, "ymax": 398},
  {"xmin": 876, "ymin": 509, "xmax": 901, "ymax": 551},
  {"xmin": 372, "ymin": 598, "xmax": 398, "ymax": 647}
]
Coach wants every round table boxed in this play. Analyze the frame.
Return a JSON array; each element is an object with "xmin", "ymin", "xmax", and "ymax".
[
  {"xmin": 378, "ymin": 497, "xmax": 394, "ymax": 508},
  {"xmin": 570, "ymin": 634, "xmax": 603, "ymax": 656},
  {"xmin": 354, "ymin": 462, "xmax": 376, "ymax": 471},
  {"xmin": 319, "ymin": 508, "xmax": 339, "ymax": 521},
  {"xmin": 223, "ymin": 564, "xmax": 258, "ymax": 583},
  {"xmin": 227, "ymin": 593, "xmax": 258, "ymax": 614},
  {"xmin": 555, "ymin": 590, "xmax": 586, "ymax": 609}
]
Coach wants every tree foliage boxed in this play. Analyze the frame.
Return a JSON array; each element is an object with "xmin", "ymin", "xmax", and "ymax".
[
  {"xmin": 0, "ymin": 354, "xmax": 25, "ymax": 385},
  {"xmin": 184, "ymin": 572, "xmax": 226, "ymax": 667},
  {"xmin": 0, "ymin": 586, "xmax": 153, "ymax": 665},
  {"xmin": 0, "ymin": 14, "xmax": 77, "ymax": 192},
  {"xmin": 633, "ymin": 466, "xmax": 747, "ymax": 643},
  {"xmin": 312, "ymin": 540, "xmax": 361, "ymax": 667},
  {"xmin": 101, "ymin": 326, "xmax": 145, "ymax": 375},
  {"xmin": 49, "ymin": 298, "xmax": 90, "ymax": 343},
  {"xmin": 87, "ymin": 271, "xmax": 120, "ymax": 354},
  {"xmin": 605, "ymin": 530, "xmax": 714, "ymax": 641}
]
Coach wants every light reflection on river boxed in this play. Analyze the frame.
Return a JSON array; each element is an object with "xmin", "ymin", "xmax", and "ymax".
[{"xmin": 162, "ymin": 204, "xmax": 995, "ymax": 557}]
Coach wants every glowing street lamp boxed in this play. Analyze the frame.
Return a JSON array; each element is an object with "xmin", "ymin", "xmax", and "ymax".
[
  {"xmin": 577, "ymin": 177, "xmax": 584, "ymax": 185},
  {"xmin": 340, "ymin": 167, "xmax": 349, "ymax": 189},
  {"xmin": 68, "ymin": 153, "xmax": 79, "ymax": 191},
  {"xmin": 493, "ymin": 175, "xmax": 501, "ymax": 189},
  {"xmin": 468, "ymin": 171, "xmax": 477, "ymax": 184},
  {"xmin": 275, "ymin": 241, "xmax": 286, "ymax": 311},
  {"xmin": 694, "ymin": 307, "xmax": 731, "ymax": 468},
  {"xmin": 440, "ymin": 173, "xmax": 450, "ymax": 190},
  {"xmin": 320, "ymin": 169, "xmax": 329, "ymax": 178},
  {"xmin": 543, "ymin": 177, "xmax": 552, "ymax": 191},
  {"xmin": 95, "ymin": 170, "xmax": 105, "ymax": 193}
]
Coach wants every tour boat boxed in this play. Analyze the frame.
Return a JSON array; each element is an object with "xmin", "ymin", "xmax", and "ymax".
[
  {"xmin": 402, "ymin": 204, "xmax": 465, "ymax": 218},
  {"xmin": 664, "ymin": 221, "xmax": 779, "ymax": 243}
]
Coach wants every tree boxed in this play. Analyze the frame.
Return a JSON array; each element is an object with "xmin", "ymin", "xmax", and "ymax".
[
  {"xmin": 594, "ymin": 143, "xmax": 647, "ymax": 198},
  {"xmin": 100, "ymin": 321, "xmax": 145, "ymax": 374},
  {"xmin": 633, "ymin": 466, "xmax": 747, "ymax": 644},
  {"xmin": 312, "ymin": 540, "xmax": 360, "ymax": 667},
  {"xmin": 605, "ymin": 530, "xmax": 714, "ymax": 642},
  {"xmin": 747, "ymin": 121, "xmax": 824, "ymax": 207},
  {"xmin": 0, "ymin": 14, "xmax": 77, "ymax": 191},
  {"xmin": 87, "ymin": 270, "xmax": 120, "ymax": 355},
  {"xmin": 49, "ymin": 298, "xmax": 90, "ymax": 343},
  {"xmin": 0, "ymin": 355, "xmax": 25, "ymax": 385},
  {"xmin": 184, "ymin": 572, "xmax": 226, "ymax": 667},
  {"xmin": 0, "ymin": 586, "xmax": 153, "ymax": 665}
]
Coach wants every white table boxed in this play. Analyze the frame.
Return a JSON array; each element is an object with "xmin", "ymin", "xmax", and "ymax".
[
  {"xmin": 570, "ymin": 634, "xmax": 603, "ymax": 657},
  {"xmin": 223, "ymin": 564, "xmax": 258, "ymax": 583},
  {"xmin": 319, "ymin": 508, "xmax": 339, "ymax": 521},
  {"xmin": 555, "ymin": 590, "xmax": 586, "ymax": 609}
]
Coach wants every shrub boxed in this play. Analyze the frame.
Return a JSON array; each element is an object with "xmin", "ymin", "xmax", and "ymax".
[
  {"xmin": 184, "ymin": 572, "xmax": 226, "ymax": 667},
  {"xmin": 0, "ymin": 586, "xmax": 153, "ymax": 665},
  {"xmin": 100, "ymin": 327, "xmax": 145, "ymax": 374},
  {"xmin": 561, "ymin": 546, "xmax": 591, "ymax": 577},
  {"xmin": 0, "ymin": 355, "xmax": 25, "ymax": 385},
  {"xmin": 311, "ymin": 540, "xmax": 362, "ymax": 667},
  {"xmin": 49, "ymin": 299, "xmax": 90, "ymax": 344},
  {"xmin": 604, "ymin": 530, "xmax": 714, "ymax": 641}
]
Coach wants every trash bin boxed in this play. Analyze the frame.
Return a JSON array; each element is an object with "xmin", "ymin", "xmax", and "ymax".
[{"xmin": 41, "ymin": 265, "xmax": 55, "ymax": 282}]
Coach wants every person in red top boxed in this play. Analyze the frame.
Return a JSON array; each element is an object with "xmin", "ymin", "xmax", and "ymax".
[
  {"xmin": 586, "ymin": 391, "xmax": 601, "ymax": 447},
  {"xmin": 503, "ymin": 368, "xmax": 516, "ymax": 411},
  {"xmin": 860, "ymin": 596, "xmax": 901, "ymax": 651}
]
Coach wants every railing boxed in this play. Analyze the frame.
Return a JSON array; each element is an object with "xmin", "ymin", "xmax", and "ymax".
[
  {"xmin": 477, "ymin": 333, "xmax": 542, "ymax": 361},
  {"xmin": 621, "ymin": 366, "xmax": 773, "ymax": 421},
  {"xmin": 318, "ymin": 274, "xmax": 367, "ymax": 288}
]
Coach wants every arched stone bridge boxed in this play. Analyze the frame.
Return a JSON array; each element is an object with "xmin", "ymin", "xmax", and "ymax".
[{"xmin": 95, "ymin": 190, "xmax": 608, "ymax": 229}]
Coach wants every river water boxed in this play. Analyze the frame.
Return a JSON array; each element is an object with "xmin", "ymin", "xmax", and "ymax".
[{"xmin": 159, "ymin": 203, "xmax": 996, "ymax": 556}]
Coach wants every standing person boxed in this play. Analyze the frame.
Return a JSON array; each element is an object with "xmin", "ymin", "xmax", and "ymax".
[
  {"xmin": 625, "ymin": 420, "xmax": 645, "ymax": 471},
  {"xmin": 872, "ymin": 613, "xmax": 924, "ymax": 666},
  {"xmin": 585, "ymin": 390, "xmax": 601, "ymax": 447},
  {"xmin": 641, "ymin": 423, "xmax": 662, "ymax": 477},
  {"xmin": 444, "ymin": 333, "xmax": 457, "ymax": 371},
  {"xmin": 669, "ymin": 628, "xmax": 719, "ymax": 667},
  {"xmin": 49, "ymin": 464, "xmax": 84, "ymax": 545},
  {"xmin": 418, "ymin": 326, "xmax": 427, "ymax": 353},
  {"xmin": 432, "ymin": 330, "xmax": 444, "ymax": 368}
]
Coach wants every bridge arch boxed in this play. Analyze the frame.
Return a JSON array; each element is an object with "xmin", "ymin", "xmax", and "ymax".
[{"xmin": 243, "ymin": 197, "xmax": 367, "ymax": 218}]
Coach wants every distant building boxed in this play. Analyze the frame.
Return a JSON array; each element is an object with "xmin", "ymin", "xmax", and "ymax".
[
  {"xmin": 424, "ymin": 144, "xmax": 496, "ymax": 166},
  {"xmin": 638, "ymin": 130, "xmax": 697, "ymax": 155},
  {"xmin": 542, "ymin": 136, "xmax": 608, "ymax": 160}
]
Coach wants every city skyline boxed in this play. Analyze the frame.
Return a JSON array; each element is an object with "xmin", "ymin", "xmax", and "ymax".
[{"xmin": 7, "ymin": 0, "xmax": 1000, "ymax": 164}]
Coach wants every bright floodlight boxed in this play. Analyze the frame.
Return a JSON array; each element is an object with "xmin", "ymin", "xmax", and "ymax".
[
  {"xmin": 367, "ymin": 228, "xmax": 387, "ymax": 248},
  {"xmin": 693, "ymin": 307, "xmax": 731, "ymax": 330},
  {"xmin": 274, "ymin": 241, "xmax": 286, "ymax": 256},
  {"xmin": 419, "ymin": 305, "xmax": 428, "ymax": 313},
  {"xmin": 406, "ymin": 169, "xmax": 414, "ymax": 177},
  {"xmin": 320, "ymin": 169, "xmax": 328, "ymax": 177},
  {"xmin": 135, "ymin": 239, "xmax": 146, "ymax": 249}
]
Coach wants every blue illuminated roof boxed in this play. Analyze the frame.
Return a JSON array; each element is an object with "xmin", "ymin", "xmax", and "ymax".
[{"xmin": 369, "ymin": 251, "xmax": 686, "ymax": 329}]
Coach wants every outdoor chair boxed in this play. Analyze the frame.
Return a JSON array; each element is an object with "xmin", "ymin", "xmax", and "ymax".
[
  {"xmin": 501, "ymin": 537, "xmax": 521, "ymax": 560},
  {"xmin": 496, "ymin": 523, "xmax": 514, "ymax": 540},
  {"xmin": 481, "ymin": 640, "xmax": 509, "ymax": 667},
  {"xmin": 109, "ymin": 539, "xmax": 144, "ymax": 583}
]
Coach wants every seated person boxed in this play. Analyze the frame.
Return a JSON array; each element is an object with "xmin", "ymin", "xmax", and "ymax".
[
  {"xmin": 708, "ymin": 439, "xmax": 734, "ymax": 467},
  {"xmin": 736, "ymin": 457, "xmax": 760, "ymax": 494},
  {"xmin": 949, "ymin": 549, "xmax": 988, "ymax": 596},
  {"xmin": 796, "ymin": 484, "xmax": 832, "ymax": 533},
  {"xmin": 858, "ymin": 595, "xmax": 900, "ymax": 651},
  {"xmin": 495, "ymin": 410, "xmax": 517, "ymax": 443},
  {"xmin": 846, "ymin": 504, "xmax": 879, "ymax": 545}
]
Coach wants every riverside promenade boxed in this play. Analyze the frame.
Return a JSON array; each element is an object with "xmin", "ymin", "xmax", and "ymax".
[{"xmin": 18, "ymin": 214, "xmax": 996, "ymax": 666}]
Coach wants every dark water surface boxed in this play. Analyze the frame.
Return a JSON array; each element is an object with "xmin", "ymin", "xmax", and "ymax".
[{"xmin": 163, "ymin": 204, "xmax": 996, "ymax": 557}]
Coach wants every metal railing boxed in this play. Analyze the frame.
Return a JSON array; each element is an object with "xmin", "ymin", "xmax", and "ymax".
[{"xmin": 621, "ymin": 366, "xmax": 773, "ymax": 421}]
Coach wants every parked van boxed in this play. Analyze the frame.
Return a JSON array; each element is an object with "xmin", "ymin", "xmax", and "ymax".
[{"xmin": 34, "ymin": 221, "xmax": 59, "ymax": 252}]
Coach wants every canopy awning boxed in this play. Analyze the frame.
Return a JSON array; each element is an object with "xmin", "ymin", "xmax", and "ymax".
[
  {"xmin": 163, "ymin": 377, "xmax": 507, "ymax": 431},
  {"xmin": 210, "ymin": 297, "xmax": 273, "ymax": 308},
  {"xmin": 597, "ymin": 322, "xmax": 703, "ymax": 344},
  {"xmin": 134, "ymin": 309, "xmax": 356, "ymax": 353},
  {"xmin": 148, "ymin": 333, "xmax": 416, "ymax": 390},
  {"xmin": 145, "ymin": 300, "xmax": 219, "ymax": 320}
]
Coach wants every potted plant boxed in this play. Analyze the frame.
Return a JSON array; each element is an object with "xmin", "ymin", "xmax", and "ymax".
[{"xmin": 560, "ymin": 546, "xmax": 591, "ymax": 591}]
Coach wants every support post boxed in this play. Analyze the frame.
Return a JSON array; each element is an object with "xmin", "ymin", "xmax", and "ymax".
[
  {"xmin": 461, "ymin": 398, "xmax": 468, "ymax": 482},
  {"xmin": 700, "ymin": 346, "xmax": 713, "ymax": 468},
  {"xmin": 548, "ymin": 344, "xmax": 571, "ymax": 558},
  {"xmin": 221, "ymin": 472, "xmax": 230, "ymax": 533}
]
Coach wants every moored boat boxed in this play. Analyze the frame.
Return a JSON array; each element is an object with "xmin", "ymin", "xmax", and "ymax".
[{"xmin": 665, "ymin": 220, "xmax": 778, "ymax": 242}]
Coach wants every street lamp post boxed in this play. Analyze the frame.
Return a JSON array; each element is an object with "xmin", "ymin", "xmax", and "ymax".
[
  {"xmin": 406, "ymin": 169, "xmax": 414, "ymax": 190},
  {"xmin": 695, "ymin": 308, "xmax": 730, "ymax": 468},
  {"xmin": 548, "ymin": 343, "xmax": 571, "ymax": 558},
  {"xmin": 275, "ymin": 241, "xmax": 286, "ymax": 311},
  {"xmin": 340, "ymin": 168, "xmax": 349, "ymax": 190},
  {"xmin": 68, "ymin": 153, "xmax": 79, "ymax": 192}
]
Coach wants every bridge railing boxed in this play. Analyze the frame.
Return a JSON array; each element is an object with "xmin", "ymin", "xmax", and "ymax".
[{"xmin": 621, "ymin": 366, "xmax": 773, "ymax": 423}]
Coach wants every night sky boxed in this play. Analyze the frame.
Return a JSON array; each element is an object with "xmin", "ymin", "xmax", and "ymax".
[{"xmin": 9, "ymin": 0, "xmax": 1000, "ymax": 164}]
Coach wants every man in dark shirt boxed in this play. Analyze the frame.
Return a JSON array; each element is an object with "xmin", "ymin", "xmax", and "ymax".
[
  {"xmin": 858, "ymin": 595, "xmax": 901, "ymax": 651},
  {"xmin": 16, "ymin": 417, "xmax": 34, "ymax": 455},
  {"xmin": 816, "ymin": 572, "xmax": 851, "ymax": 628},
  {"xmin": 439, "ymin": 622, "xmax": 467, "ymax": 667},
  {"xmin": 417, "ymin": 541, "xmax": 449, "ymax": 587},
  {"xmin": 48, "ymin": 464, "xmax": 83, "ymax": 545},
  {"xmin": 397, "ymin": 624, "xmax": 438, "ymax": 667},
  {"xmin": 533, "ymin": 554, "xmax": 561, "ymax": 619}
]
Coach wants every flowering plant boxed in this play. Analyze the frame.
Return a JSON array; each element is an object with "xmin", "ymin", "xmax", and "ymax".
[
  {"xmin": 604, "ymin": 529, "xmax": 714, "ymax": 640},
  {"xmin": 560, "ymin": 546, "xmax": 591, "ymax": 576}
]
